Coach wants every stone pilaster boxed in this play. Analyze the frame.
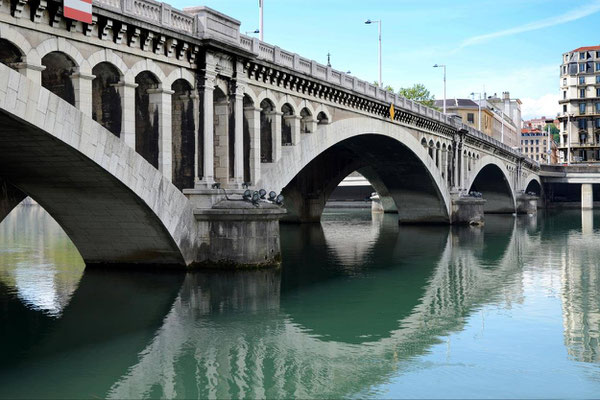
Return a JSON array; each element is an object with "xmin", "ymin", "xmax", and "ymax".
[
  {"xmin": 71, "ymin": 71, "xmax": 95, "ymax": 117},
  {"xmin": 148, "ymin": 87, "xmax": 174, "ymax": 179},
  {"xmin": 116, "ymin": 80, "xmax": 137, "ymax": 149},
  {"xmin": 14, "ymin": 62, "xmax": 45, "ymax": 86},
  {"xmin": 232, "ymin": 83, "xmax": 245, "ymax": 187},
  {"xmin": 270, "ymin": 111, "xmax": 283, "ymax": 162},
  {"xmin": 196, "ymin": 69, "xmax": 217, "ymax": 187},
  {"xmin": 244, "ymin": 105, "xmax": 261, "ymax": 186},
  {"xmin": 285, "ymin": 114, "xmax": 302, "ymax": 145}
]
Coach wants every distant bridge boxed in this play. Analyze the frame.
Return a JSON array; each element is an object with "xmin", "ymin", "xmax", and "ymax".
[{"xmin": 0, "ymin": 0, "xmax": 542, "ymax": 266}]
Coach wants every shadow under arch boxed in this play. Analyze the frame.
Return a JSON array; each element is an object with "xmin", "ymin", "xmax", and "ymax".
[
  {"xmin": 468, "ymin": 163, "xmax": 515, "ymax": 213},
  {"xmin": 281, "ymin": 134, "xmax": 449, "ymax": 224}
]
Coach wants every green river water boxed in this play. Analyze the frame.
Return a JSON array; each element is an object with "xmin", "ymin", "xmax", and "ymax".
[{"xmin": 0, "ymin": 205, "xmax": 599, "ymax": 398}]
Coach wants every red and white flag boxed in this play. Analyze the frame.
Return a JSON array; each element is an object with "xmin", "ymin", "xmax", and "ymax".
[{"xmin": 64, "ymin": 0, "xmax": 92, "ymax": 24}]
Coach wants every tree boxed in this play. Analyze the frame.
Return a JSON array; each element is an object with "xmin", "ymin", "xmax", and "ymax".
[
  {"xmin": 546, "ymin": 123, "xmax": 560, "ymax": 143},
  {"xmin": 398, "ymin": 84, "xmax": 437, "ymax": 108}
]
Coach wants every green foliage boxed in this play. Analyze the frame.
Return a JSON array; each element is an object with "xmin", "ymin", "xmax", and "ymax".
[
  {"xmin": 547, "ymin": 123, "xmax": 560, "ymax": 135},
  {"xmin": 398, "ymin": 83, "xmax": 437, "ymax": 109}
]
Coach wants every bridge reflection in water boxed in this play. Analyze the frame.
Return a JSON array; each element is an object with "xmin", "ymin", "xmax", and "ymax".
[{"xmin": 1, "ymin": 206, "xmax": 600, "ymax": 398}]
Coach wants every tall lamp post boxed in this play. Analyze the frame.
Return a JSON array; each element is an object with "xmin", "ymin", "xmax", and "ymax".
[
  {"xmin": 365, "ymin": 19, "xmax": 382, "ymax": 87},
  {"xmin": 259, "ymin": 0, "xmax": 264, "ymax": 41},
  {"xmin": 545, "ymin": 118, "xmax": 554, "ymax": 164},
  {"xmin": 471, "ymin": 92, "xmax": 482, "ymax": 131},
  {"xmin": 567, "ymin": 113, "xmax": 573, "ymax": 165},
  {"xmin": 433, "ymin": 64, "xmax": 446, "ymax": 114}
]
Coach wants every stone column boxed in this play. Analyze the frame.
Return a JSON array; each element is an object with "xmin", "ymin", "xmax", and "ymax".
[
  {"xmin": 271, "ymin": 111, "xmax": 283, "ymax": 162},
  {"xmin": 15, "ymin": 62, "xmax": 45, "ymax": 85},
  {"xmin": 284, "ymin": 115, "xmax": 301, "ymax": 145},
  {"xmin": 232, "ymin": 83, "xmax": 245, "ymax": 187},
  {"xmin": 116, "ymin": 80, "xmax": 137, "ymax": 149},
  {"xmin": 442, "ymin": 148, "xmax": 448, "ymax": 180},
  {"xmin": 197, "ymin": 70, "xmax": 217, "ymax": 187},
  {"xmin": 71, "ymin": 71, "xmax": 95, "ymax": 117},
  {"xmin": 244, "ymin": 106, "xmax": 261, "ymax": 185},
  {"xmin": 191, "ymin": 91, "xmax": 200, "ymax": 184},
  {"xmin": 582, "ymin": 183, "xmax": 594, "ymax": 209},
  {"xmin": 148, "ymin": 87, "xmax": 174, "ymax": 179}
]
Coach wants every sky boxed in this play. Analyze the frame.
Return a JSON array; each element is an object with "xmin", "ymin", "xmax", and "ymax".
[{"xmin": 171, "ymin": 0, "xmax": 600, "ymax": 120}]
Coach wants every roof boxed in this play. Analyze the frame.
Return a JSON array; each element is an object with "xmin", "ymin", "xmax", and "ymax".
[
  {"xmin": 570, "ymin": 45, "xmax": 600, "ymax": 53},
  {"xmin": 433, "ymin": 98, "xmax": 478, "ymax": 109}
]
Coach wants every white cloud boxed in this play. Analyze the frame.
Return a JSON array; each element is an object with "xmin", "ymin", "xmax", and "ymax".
[
  {"xmin": 456, "ymin": 0, "xmax": 600, "ymax": 50},
  {"xmin": 520, "ymin": 94, "xmax": 561, "ymax": 120}
]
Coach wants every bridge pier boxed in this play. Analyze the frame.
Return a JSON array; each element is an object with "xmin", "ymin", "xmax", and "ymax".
[
  {"xmin": 516, "ymin": 194, "xmax": 538, "ymax": 214},
  {"xmin": 451, "ymin": 195, "xmax": 485, "ymax": 225},
  {"xmin": 582, "ymin": 183, "xmax": 594, "ymax": 210}
]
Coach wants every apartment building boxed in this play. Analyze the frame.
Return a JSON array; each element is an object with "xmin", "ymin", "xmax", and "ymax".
[{"xmin": 558, "ymin": 45, "xmax": 600, "ymax": 163}]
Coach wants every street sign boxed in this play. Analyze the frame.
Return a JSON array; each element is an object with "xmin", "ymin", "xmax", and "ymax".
[{"xmin": 64, "ymin": 0, "xmax": 92, "ymax": 24}]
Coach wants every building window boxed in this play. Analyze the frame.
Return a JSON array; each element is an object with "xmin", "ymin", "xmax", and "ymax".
[
  {"xmin": 524, "ymin": 147, "xmax": 528, "ymax": 152},
  {"xmin": 580, "ymin": 52, "xmax": 586, "ymax": 60},
  {"xmin": 597, "ymin": 51, "xmax": 600, "ymax": 58},
  {"xmin": 536, "ymin": 155, "xmax": 540, "ymax": 160},
  {"xmin": 564, "ymin": 120, "xmax": 567, "ymax": 129},
  {"xmin": 563, "ymin": 65, "xmax": 567, "ymax": 74},
  {"xmin": 580, "ymin": 88, "xmax": 586, "ymax": 98},
  {"xmin": 580, "ymin": 76, "xmax": 586, "ymax": 84},
  {"xmin": 467, "ymin": 113, "xmax": 474, "ymax": 123},
  {"xmin": 580, "ymin": 103, "xmax": 587, "ymax": 114},
  {"xmin": 596, "ymin": 118, "xmax": 600, "ymax": 129},
  {"xmin": 536, "ymin": 147, "xmax": 539, "ymax": 153},
  {"xmin": 563, "ymin": 78, "xmax": 567, "ymax": 86},
  {"xmin": 563, "ymin": 105, "xmax": 567, "ymax": 113},
  {"xmin": 596, "ymin": 62, "xmax": 600, "ymax": 71},
  {"xmin": 579, "ymin": 119, "xmax": 587, "ymax": 130},
  {"xmin": 524, "ymin": 139, "xmax": 528, "ymax": 145},
  {"xmin": 531, "ymin": 147, "xmax": 534, "ymax": 153},
  {"xmin": 597, "ymin": 76, "xmax": 600, "ymax": 84},
  {"xmin": 563, "ymin": 91, "xmax": 567, "ymax": 99},
  {"xmin": 580, "ymin": 63, "xmax": 586, "ymax": 72},
  {"xmin": 544, "ymin": 140, "xmax": 547, "ymax": 146},
  {"xmin": 521, "ymin": 140, "xmax": 523, "ymax": 144},
  {"xmin": 596, "ymin": 102, "xmax": 600, "ymax": 113},
  {"xmin": 536, "ymin": 139, "xmax": 539, "ymax": 145},
  {"xmin": 597, "ymin": 88, "xmax": 600, "ymax": 97}
]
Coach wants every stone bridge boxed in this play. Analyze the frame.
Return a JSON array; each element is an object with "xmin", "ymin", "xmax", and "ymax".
[{"xmin": 0, "ymin": 0, "xmax": 541, "ymax": 267}]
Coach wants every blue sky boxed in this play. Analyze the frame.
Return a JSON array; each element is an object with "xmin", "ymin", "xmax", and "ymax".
[{"xmin": 172, "ymin": 0, "xmax": 600, "ymax": 119}]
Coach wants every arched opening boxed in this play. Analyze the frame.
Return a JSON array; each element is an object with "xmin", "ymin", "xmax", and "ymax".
[
  {"xmin": 281, "ymin": 103, "xmax": 294, "ymax": 146},
  {"xmin": 41, "ymin": 51, "xmax": 76, "ymax": 106},
  {"xmin": 300, "ymin": 107, "xmax": 313, "ymax": 133},
  {"xmin": 213, "ymin": 86, "xmax": 231, "ymax": 182},
  {"xmin": 435, "ymin": 142, "xmax": 441, "ymax": 168},
  {"xmin": 0, "ymin": 39, "xmax": 23, "ymax": 70},
  {"xmin": 469, "ymin": 164, "xmax": 515, "ymax": 213},
  {"xmin": 260, "ymin": 99, "xmax": 274, "ymax": 163},
  {"xmin": 134, "ymin": 71, "xmax": 160, "ymax": 168},
  {"xmin": 428, "ymin": 140, "xmax": 434, "ymax": 159},
  {"xmin": 242, "ymin": 94, "xmax": 253, "ymax": 183},
  {"xmin": 91, "ymin": 62, "xmax": 122, "ymax": 137},
  {"xmin": 281, "ymin": 134, "xmax": 448, "ymax": 223},
  {"xmin": 525, "ymin": 179, "xmax": 542, "ymax": 196},
  {"xmin": 317, "ymin": 111, "xmax": 329, "ymax": 125},
  {"xmin": 171, "ymin": 79, "xmax": 195, "ymax": 190}
]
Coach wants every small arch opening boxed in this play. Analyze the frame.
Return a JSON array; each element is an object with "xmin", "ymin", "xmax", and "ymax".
[
  {"xmin": 260, "ymin": 99, "xmax": 275, "ymax": 163},
  {"xmin": 134, "ymin": 71, "xmax": 160, "ymax": 168},
  {"xmin": 42, "ymin": 51, "xmax": 76, "ymax": 106},
  {"xmin": 92, "ymin": 62, "xmax": 122, "ymax": 137},
  {"xmin": 281, "ymin": 103, "xmax": 294, "ymax": 146}
]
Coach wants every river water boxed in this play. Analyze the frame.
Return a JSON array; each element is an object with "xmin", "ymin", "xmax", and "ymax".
[{"xmin": 0, "ymin": 205, "xmax": 599, "ymax": 398}]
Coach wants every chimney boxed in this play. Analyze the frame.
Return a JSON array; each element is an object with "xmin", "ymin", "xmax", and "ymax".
[{"xmin": 503, "ymin": 91, "xmax": 510, "ymax": 100}]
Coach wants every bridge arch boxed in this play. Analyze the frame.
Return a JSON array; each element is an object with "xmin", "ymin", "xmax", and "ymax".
[
  {"xmin": 523, "ymin": 174, "xmax": 543, "ymax": 196},
  {"xmin": 259, "ymin": 117, "xmax": 451, "ymax": 223},
  {"xmin": 33, "ymin": 37, "xmax": 89, "ymax": 74},
  {"xmin": 466, "ymin": 156, "xmax": 516, "ymax": 213},
  {"xmin": 0, "ymin": 63, "xmax": 197, "ymax": 266},
  {"xmin": 0, "ymin": 23, "xmax": 32, "ymax": 59},
  {"xmin": 0, "ymin": 38, "xmax": 24, "ymax": 69},
  {"xmin": 87, "ymin": 49, "xmax": 128, "ymax": 77},
  {"xmin": 164, "ymin": 68, "xmax": 195, "ymax": 90},
  {"xmin": 126, "ymin": 59, "xmax": 166, "ymax": 85}
]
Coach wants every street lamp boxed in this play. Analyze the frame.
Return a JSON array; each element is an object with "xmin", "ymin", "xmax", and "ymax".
[
  {"xmin": 259, "ymin": 0, "xmax": 264, "ymax": 41},
  {"xmin": 567, "ymin": 113, "xmax": 574, "ymax": 165},
  {"xmin": 245, "ymin": 29, "xmax": 259, "ymax": 35},
  {"xmin": 433, "ymin": 64, "xmax": 446, "ymax": 114},
  {"xmin": 364, "ymin": 19, "xmax": 382, "ymax": 87},
  {"xmin": 545, "ymin": 118, "xmax": 554, "ymax": 164},
  {"xmin": 471, "ymin": 92, "xmax": 482, "ymax": 131}
]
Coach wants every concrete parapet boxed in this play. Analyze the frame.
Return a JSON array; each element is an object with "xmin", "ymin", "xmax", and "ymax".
[
  {"xmin": 451, "ymin": 196, "xmax": 486, "ymax": 225},
  {"xmin": 194, "ymin": 199, "xmax": 286, "ymax": 268}
]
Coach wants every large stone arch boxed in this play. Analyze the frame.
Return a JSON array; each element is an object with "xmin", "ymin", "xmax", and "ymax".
[
  {"xmin": 0, "ymin": 63, "xmax": 197, "ymax": 266},
  {"xmin": 466, "ymin": 156, "xmax": 516, "ymax": 213},
  {"xmin": 522, "ymin": 173, "xmax": 543, "ymax": 196},
  {"xmin": 258, "ymin": 117, "xmax": 451, "ymax": 223}
]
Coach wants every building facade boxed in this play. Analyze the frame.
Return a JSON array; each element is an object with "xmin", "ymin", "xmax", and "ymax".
[
  {"xmin": 435, "ymin": 94, "xmax": 520, "ymax": 148},
  {"xmin": 558, "ymin": 46, "xmax": 600, "ymax": 163},
  {"xmin": 520, "ymin": 128, "xmax": 552, "ymax": 163}
]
